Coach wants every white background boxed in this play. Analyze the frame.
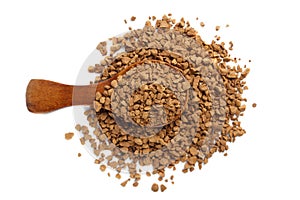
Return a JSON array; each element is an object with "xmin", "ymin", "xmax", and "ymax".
[{"xmin": 1, "ymin": 0, "xmax": 299, "ymax": 199}]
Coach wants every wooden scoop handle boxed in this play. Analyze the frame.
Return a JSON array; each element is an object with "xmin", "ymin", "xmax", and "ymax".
[{"xmin": 26, "ymin": 79, "xmax": 101, "ymax": 113}]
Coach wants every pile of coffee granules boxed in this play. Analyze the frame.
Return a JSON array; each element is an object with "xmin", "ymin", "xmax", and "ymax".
[{"xmin": 74, "ymin": 15, "xmax": 251, "ymax": 192}]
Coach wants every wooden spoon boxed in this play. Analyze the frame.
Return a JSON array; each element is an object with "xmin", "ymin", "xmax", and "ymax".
[{"xmin": 26, "ymin": 60, "xmax": 188, "ymax": 114}]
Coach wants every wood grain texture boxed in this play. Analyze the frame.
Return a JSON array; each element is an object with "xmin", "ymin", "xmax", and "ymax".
[{"xmin": 26, "ymin": 80, "xmax": 93, "ymax": 113}]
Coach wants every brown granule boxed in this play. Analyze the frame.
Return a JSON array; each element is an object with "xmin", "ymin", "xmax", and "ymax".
[
  {"xmin": 64, "ymin": 132, "xmax": 74, "ymax": 140},
  {"xmin": 77, "ymin": 153, "xmax": 81, "ymax": 157},
  {"xmin": 75, "ymin": 124, "xmax": 81, "ymax": 131},
  {"xmin": 170, "ymin": 175, "xmax": 174, "ymax": 180},
  {"xmin": 229, "ymin": 41, "xmax": 234, "ymax": 50},
  {"xmin": 224, "ymin": 153, "xmax": 228, "ymax": 156},
  {"xmin": 216, "ymin": 26, "xmax": 220, "ymax": 31},
  {"xmin": 130, "ymin": 16, "xmax": 136, "ymax": 21},
  {"xmin": 252, "ymin": 103, "xmax": 257, "ymax": 108},
  {"xmin": 160, "ymin": 184, "xmax": 167, "ymax": 192},
  {"xmin": 133, "ymin": 182, "xmax": 139, "ymax": 187},
  {"xmin": 79, "ymin": 137, "xmax": 85, "ymax": 145},
  {"xmin": 100, "ymin": 165, "xmax": 106, "ymax": 172},
  {"xmin": 200, "ymin": 21, "xmax": 205, "ymax": 27},
  {"xmin": 121, "ymin": 179, "xmax": 130, "ymax": 187},
  {"xmin": 124, "ymin": 19, "xmax": 127, "ymax": 24},
  {"xmin": 151, "ymin": 183, "xmax": 159, "ymax": 192},
  {"xmin": 107, "ymin": 172, "xmax": 111, "ymax": 177},
  {"xmin": 115, "ymin": 173, "xmax": 121, "ymax": 179}
]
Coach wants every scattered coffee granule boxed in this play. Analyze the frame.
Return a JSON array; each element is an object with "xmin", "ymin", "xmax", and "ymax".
[
  {"xmin": 160, "ymin": 184, "xmax": 167, "ymax": 192},
  {"xmin": 94, "ymin": 159, "xmax": 100, "ymax": 164},
  {"xmin": 115, "ymin": 173, "xmax": 121, "ymax": 179},
  {"xmin": 121, "ymin": 179, "xmax": 130, "ymax": 187},
  {"xmin": 65, "ymin": 132, "xmax": 74, "ymax": 140},
  {"xmin": 224, "ymin": 153, "xmax": 228, "ymax": 156},
  {"xmin": 216, "ymin": 25, "xmax": 220, "ymax": 31},
  {"xmin": 146, "ymin": 172, "xmax": 151, "ymax": 177},
  {"xmin": 79, "ymin": 137, "xmax": 85, "ymax": 145},
  {"xmin": 124, "ymin": 19, "xmax": 127, "ymax": 24},
  {"xmin": 229, "ymin": 41, "xmax": 234, "ymax": 50},
  {"xmin": 77, "ymin": 153, "xmax": 81, "ymax": 157},
  {"xmin": 200, "ymin": 21, "xmax": 205, "ymax": 27},
  {"xmin": 128, "ymin": 27, "xmax": 132, "ymax": 30},
  {"xmin": 107, "ymin": 172, "xmax": 111, "ymax": 177},
  {"xmin": 100, "ymin": 165, "xmax": 106, "ymax": 172},
  {"xmin": 252, "ymin": 103, "xmax": 257, "ymax": 108},
  {"xmin": 133, "ymin": 182, "xmax": 139, "ymax": 187},
  {"xmin": 170, "ymin": 175, "xmax": 174, "ymax": 181},
  {"xmin": 130, "ymin": 16, "xmax": 136, "ymax": 21},
  {"xmin": 196, "ymin": 17, "xmax": 199, "ymax": 20},
  {"xmin": 88, "ymin": 66, "xmax": 95, "ymax": 73},
  {"xmin": 75, "ymin": 124, "xmax": 81, "ymax": 131},
  {"xmin": 96, "ymin": 42, "xmax": 107, "ymax": 56},
  {"xmin": 151, "ymin": 183, "xmax": 159, "ymax": 192}
]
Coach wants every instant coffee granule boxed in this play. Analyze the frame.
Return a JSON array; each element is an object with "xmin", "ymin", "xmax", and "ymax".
[
  {"xmin": 133, "ymin": 182, "xmax": 139, "ymax": 187},
  {"xmin": 151, "ymin": 183, "xmax": 159, "ymax": 192},
  {"xmin": 130, "ymin": 16, "xmax": 136, "ymax": 21},
  {"xmin": 74, "ymin": 14, "xmax": 251, "ymax": 192},
  {"xmin": 100, "ymin": 165, "xmax": 106, "ymax": 172},
  {"xmin": 121, "ymin": 179, "xmax": 130, "ymax": 187},
  {"xmin": 160, "ymin": 184, "xmax": 167, "ymax": 192},
  {"xmin": 65, "ymin": 132, "xmax": 74, "ymax": 140},
  {"xmin": 115, "ymin": 173, "xmax": 121, "ymax": 179}
]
